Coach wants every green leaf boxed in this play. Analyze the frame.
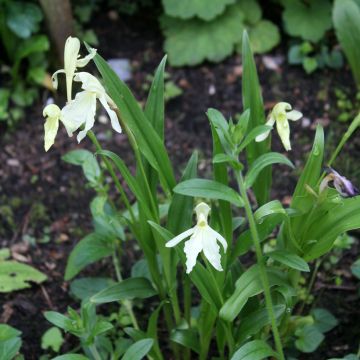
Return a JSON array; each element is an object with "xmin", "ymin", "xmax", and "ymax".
[
  {"xmin": 245, "ymin": 152, "xmax": 294, "ymax": 189},
  {"xmin": 174, "ymin": 178, "xmax": 244, "ymax": 207},
  {"xmin": 248, "ymin": 20, "xmax": 280, "ymax": 54},
  {"xmin": 333, "ymin": 0, "xmax": 360, "ymax": 86},
  {"xmin": 170, "ymin": 329, "xmax": 200, "ymax": 353},
  {"xmin": 351, "ymin": 258, "xmax": 360, "ymax": 279},
  {"xmin": 0, "ymin": 261, "xmax": 47, "ymax": 293},
  {"xmin": 303, "ymin": 57, "xmax": 318, "ymax": 74},
  {"xmin": 267, "ymin": 250, "xmax": 309, "ymax": 272},
  {"xmin": 44, "ymin": 312, "xmax": 72, "ymax": 331},
  {"xmin": 295, "ymin": 325, "xmax": 324, "ymax": 353},
  {"xmin": 230, "ymin": 340, "xmax": 278, "ymax": 360},
  {"xmin": 162, "ymin": 0, "xmax": 236, "ymax": 21},
  {"xmin": 288, "ymin": 45, "xmax": 304, "ymax": 65},
  {"xmin": 242, "ymin": 31, "xmax": 270, "ymax": 205},
  {"xmin": 122, "ymin": 338, "xmax": 154, "ymax": 360},
  {"xmin": 238, "ymin": 125, "xmax": 272, "ymax": 152},
  {"xmin": 237, "ymin": 0, "xmax": 261, "ymax": 25},
  {"xmin": 52, "ymin": 355, "xmax": 89, "ymax": 360},
  {"xmin": 64, "ymin": 233, "xmax": 114, "ymax": 281},
  {"xmin": 236, "ymin": 305, "xmax": 285, "ymax": 343},
  {"xmin": 0, "ymin": 337, "xmax": 22, "ymax": 360},
  {"xmin": 161, "ymin": 4, "xmax": 244, "ymax": 66},
  {"xmin": 311, "ymin": 308, "xmax": 338, "ymax": 333},
  {"xmin": 15, "ymin": 35, "xmax": 49, "ymax": 62},
  {"xmin": 6, "ymin": 2, "xmax": 43, "ymax": 38},
  {"xmin": 0, "ymin": 325, "xmax": 21, "ymax": 341},
  {"xmin": 220, "ymin": 265, "xmax": 290, "ymax": 321},
  {"xmin": 91, "ymin": 277, "xmax": 157, "ymax": 304},
  {"xmin": 91, "ymin": 51, "xmax": 175, "ymax": 194},
  {"xmin": 70, "ymin": 277, "xmax": 115, "ymax": 301},
  {"xmin": 62, "ymin": 149, "xmax": 100, "ymax": 184},
  {"xmin": 41, "ymin": 327, "xmax": 64, "ymax": 353},
  {"xmin": 283, "ymin": 0, "xmax": 332, "ymax": 42}
]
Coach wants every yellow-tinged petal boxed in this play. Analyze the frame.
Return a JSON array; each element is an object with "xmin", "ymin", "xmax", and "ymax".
[{"xmin": 43, "ymin": 104, "xmax": 61, "ymax": 151}]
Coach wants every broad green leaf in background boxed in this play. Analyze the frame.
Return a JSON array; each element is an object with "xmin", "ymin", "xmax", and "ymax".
[
  {"xmin": 230, "ymin": 340, "xmax": 278, "ymax": 360},
  {"xmin": 174, "ymin": 178, "xmax": 244, "ymax": 207},
  {"xmin": 162, "ymin": 0, "xmax": 236, "ymax": 21},
  {"xmin": 295, "ymin": 325, "xmax": 324, "ymax": 353},
  {"xmin": 245, "ymin": 152, "xmax": 294, "ymax": 189},
  {"xmin": 91, "ymin": 51, "xmax": 176, "ymax": 194},
  {"xmin": 161, "ymin": 4, "xmax": 244, "ymax": 66},
  {"xmin": 41, "ymin": 327, "xmax": 64, "ymax": 353},
  {"xmin": 0, "ymin": 261, "xmax": 47, "ymax": 292},
  {"xmin": 70, "ymin": 277, "xmax": 115, "ymax": 301},
  {"xmin": 267, "ymin": 250, "xmax": 309, "ymax": 272},
  {"xmin": 170, "ymin": 329, "xmax": 200, "ymax": 353},
  {"xmin": 62, "ymin": 149, "xmax": 101, "ymax": 185},
  {"xmin": 311, "ymin": 308, "xmax": 338, "ymax": 333},
  {"xmin": 52, "ymin": 355, "xmax": 89, "ymax": 360},
  {"xmin": 237, "ymin": 0, "xmax": 261, "ymax": 25},
  {"xmin": 90, "ymin": 277, "xmax": 157, "ymax": 304},
  {"xmin": 64, "ymin": 233, "xmax": 114, "ymax": 281},
  {"xmin": 248, "ymin": 20, "xmax": 280, "ymax": 54},
  {"xmin": 283, "ymin": 0, "xmax": 332, "ymax": 42},
  {"xmin": 333, "ymin": 0, "xmax": 360, "ymax": 86},
  {"xmin": 0, "ymin": 324, "xmax": 22, "ymax": 360},
  {"xmin": 14, "ymin": 35, "xmax": 49, "ymax": 62},
  {"xmin": 242, "ymin": 31, "xmax": 271, "ymax": 205},
  {"xmin": 122, "ymin": 338, "xmax": 154, "ymax": 360},
  {"xmin": 6, "ymin": 1, "xmax": 42, "ymax": 38},
  {"xmin": 351, "ymin": 258, "xmax": 360, "ymax": 279}
]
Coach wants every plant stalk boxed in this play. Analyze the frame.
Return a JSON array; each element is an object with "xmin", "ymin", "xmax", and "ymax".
[{"xmin": 235, "ymin": 171, "xmax": 285, "ymax": 360}]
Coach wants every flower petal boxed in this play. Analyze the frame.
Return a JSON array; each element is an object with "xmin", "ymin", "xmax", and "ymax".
[
  {"xmin": 287, "ymin": 110, "xmax": 302, "ymax": 121},
  {"xmin": 44, "ymin": 115, "xmax": 59, "ymax": 151},
  {"xmin": 74, "ymin": 72, "xmax": 105, "ymax": 94},
  {"xmin": 99, "ymin": 95, "xmax": 122, "ymax": 133},
  {"xmin": 76, "ymin": 47, "xmax": 97, "ymax": 67},
  {"xmin": 165, "ymin": 228, "xmax": 195, "ymax": 248},
  {"xmin": 184, "ymin": 229, "xmax": 204, "ymax": 273},
  {"xmin": 276, "ymin": 118, "xmax": 291, "ymax": 151},
  {"xmin": 255, "ymin": 116, "xmax": 275, "ymax": 142},
  {"xmin": 51, "ymin": 69, "xmax": 65, "ymax": 90},
  {"xmin": 202, "ymin": 228, "xmax": 223, "ymax": 271},
  {"xmin": 208, "ymin": 227, "xmax": 227, "ymax": 252}
]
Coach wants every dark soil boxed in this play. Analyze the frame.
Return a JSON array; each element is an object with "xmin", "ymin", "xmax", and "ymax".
[{"xmin": 0, "ymin": 9, "xmax": 359, "ymax": 360}]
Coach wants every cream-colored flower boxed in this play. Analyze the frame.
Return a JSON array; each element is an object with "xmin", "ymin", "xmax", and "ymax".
[
  {"xmin": 165, "ymin": 202, "xmax": 227, "ymax": 273},
  {"xmin": 43, "ymin": 104, "xmax": 79, "ymax": 151},
  {"xmin": 51, "ymin": 36, "xmax": 97, "ymax": 102},
  {"xmin": 256, "ymin": 102, "xmax": 302, "ymax": 151},
  {"xmin": 61, "ymin": 72, "xmax": 122, "ymax": 142}
]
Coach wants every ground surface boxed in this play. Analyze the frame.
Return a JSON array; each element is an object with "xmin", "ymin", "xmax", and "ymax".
[{"xmin": 0, "ymin": 9, "xmax": 359, "ymax": 360}]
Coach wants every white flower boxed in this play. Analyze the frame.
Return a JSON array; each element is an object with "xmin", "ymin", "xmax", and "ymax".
[
  {"xmin": 61, "ymin": 72, "xmax": 122, "ymax": 142},
  {"xmin": 165, "ymin": 202, "xmax": 227, "ymax": 274},
  {"xmin": 51, "ymin": 36, "xmax": 97, "ymax": 102},
  {"xmin": 43, "ymin": 104, "xmax": 79, "ymax": 151},
  {"xmin": 255, "ymin": 102, "xmax": 302, "ymax": 151}
]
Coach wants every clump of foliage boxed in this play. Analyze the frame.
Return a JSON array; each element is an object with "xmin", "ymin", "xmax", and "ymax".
[
  {"xmin": 0, "ymin": 0, "xmax": 50, "ymax": 127},
  {"xmin": 160, "ymin": 0, "xmax": 280, "ymax": 66},
  {"xmin": 34, "ymin": 32, "xmax": 360, "ymax": 359}
]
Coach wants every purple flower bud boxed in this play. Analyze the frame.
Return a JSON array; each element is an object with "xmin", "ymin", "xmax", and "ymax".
[{"xmin": 320, "ymin": 167, "xmax": 359, "ymax": 197}]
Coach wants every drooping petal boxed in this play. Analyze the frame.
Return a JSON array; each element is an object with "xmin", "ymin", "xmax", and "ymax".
[
  {"xmin": 202, "ymin": 227, "xmax": 223, "ymax": 271},
  {"xmin": 99, "ymin": 95, "xmax": 122, "ymax": 133},
  {"xmin": 51, "ymin": 69, "xmax": 65, "ymax": 90},
  {"xmin": 276, "ymin": 117, "xmax": 291, "ymax": 151},
  {"xmin": 62, "ymin": 91, "xmax": 97, "ymax": 141},
  {"xmin": 165, "ymin": 228, "xmax": 195, "ymax": 248},
  {"xmin": 43, "ymin": 104, "xmax": 61, "ymax": 151},
  {"xmin": 76, "ymin": 47, "xmax": 97, "ymax": 67},
  {"xmin": 256, "ymin": 115, "xmax": 275, "ymax": 142},
  {"xmin": 287, "ymin": 110, "xmax": 302, "ymax": 121},
  {"xmin": 208, "ymin": 227, "xmax": 228, "ymax": 252},
  {"xmin": 184, "ymin": 228, "xmax": 204, "ymax": 273},
  {"xmin": 74, "ymin": 72, "xmax": 105, "ymax": 94}
]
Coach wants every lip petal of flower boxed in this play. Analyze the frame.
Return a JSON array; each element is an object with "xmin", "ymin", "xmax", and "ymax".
[
  {"xmin": 320, "ymin": 167, "xmax": 359, "ymax": 197},
  {"xmin": 43, "ymin": 104, "xmax": 61, "ymax": 151},
  {"xmin": 255, "ymin": 102, "xmax": 302, "ymax": 151},
  {"xmin": 61, "ymin": 72, "xmax": 122, "ymax": 142},
  {"xmin": 165, "ymin": 202, "xmax": 227, "ymax": 274},
  {"xmin": 51, "ymin": 36, "xmax": 97, "ymax": 102}
]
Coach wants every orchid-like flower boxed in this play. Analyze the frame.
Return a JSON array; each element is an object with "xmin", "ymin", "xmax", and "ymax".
[
  {"xmin": 165, "ymin": 202, "xmax": 227, "ymax": 274},
  {"xmin": 256, "ymin": 102, "xmax": 302, "ymax": 151},
  {"xmin": 61, "ymin": 72, "xmax": 122, "ymax": 142},
  {"xmin": 43, "ymin": 104, "xmax": 80, "ymax": 151},
  {"xmin": 319, "ymin": 167, "xmax": 358, "ymax": 197},
  {"xmin": 52, "ymin": 36, "xmax": 97, "ymax": 102}
]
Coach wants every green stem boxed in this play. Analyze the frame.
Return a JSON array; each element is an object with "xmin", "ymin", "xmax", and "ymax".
[
  {"xmin": 112, "ymin": 250, "xmax": 139, "ymax": 330},
  {"xmin": 87, "ymin": 130, "xmax": 137, "ymax": 225},
  {"xmin": 184, "ymin": 274, "xmax": 191, "ymax": 326},
  {"xmin": 235, "ymin": 171, "xmax": 285, "ymax": 360}
]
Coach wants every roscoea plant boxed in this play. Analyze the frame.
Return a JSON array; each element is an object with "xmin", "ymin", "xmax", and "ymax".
[{"xmin": 42, "ymin": 32, "xmax": 360, "ymax": 360}]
